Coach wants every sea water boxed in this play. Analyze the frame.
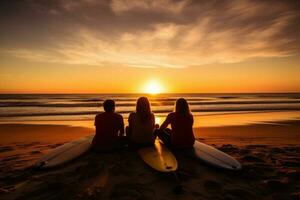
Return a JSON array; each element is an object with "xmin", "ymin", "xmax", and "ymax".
[{"xmin": 0, "ymin": 93, "xmax": 300, "ymax": 127}]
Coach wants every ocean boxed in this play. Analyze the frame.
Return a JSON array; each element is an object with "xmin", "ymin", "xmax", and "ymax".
[{"xmin": 1, "ymin": 93, "xmax": 300, "ymax": 124}]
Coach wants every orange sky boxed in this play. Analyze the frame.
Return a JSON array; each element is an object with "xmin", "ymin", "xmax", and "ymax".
[
  {"xmin": 0, "ymin": 0, "xmax": 300, "ymax": 93},
  {"xmin": 1, "ymin": 55, "xmax": 300, "ymax": 93}
]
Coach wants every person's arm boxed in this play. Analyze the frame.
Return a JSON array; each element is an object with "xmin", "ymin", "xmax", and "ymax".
[
  {"xmin": 94, "ymin": 115, "xmax": 98, "ymax": 132},
  {"xmin": 119, "ymin": 115, "xmax": 125, "ymax": 136},
  {"xmin": 159, "ymin": 113, "xmax": 171, "ymax": 130},
  {"xmin": 92, "ymin": 115, "xmax": 98, "ymax": 146},
  {"xmin": 151, "ymin": 113, "xmax": 155, "ymax": 129},
  {"xmin": 126, "ymin": 113, "xmax": 133, "ymax": 138}
]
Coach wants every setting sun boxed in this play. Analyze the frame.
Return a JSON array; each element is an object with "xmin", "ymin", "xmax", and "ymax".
[{"xmin": 143, "ymin": 80, "xmax": 165, "ymax": 94}]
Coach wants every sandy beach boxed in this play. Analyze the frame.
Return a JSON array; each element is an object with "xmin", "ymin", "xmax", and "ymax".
[{"xmin": 1, "ymin": 120, "xmax": 299, "ymax": 200}]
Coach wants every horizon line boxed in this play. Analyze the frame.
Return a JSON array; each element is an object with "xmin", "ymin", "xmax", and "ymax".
[{"xmin": 0, "ymin": 92, "xmax": 300, "ymax": 95}]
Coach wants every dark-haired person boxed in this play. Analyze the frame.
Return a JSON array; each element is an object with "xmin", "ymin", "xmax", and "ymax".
[
  {"xmin": 126, "ymin": 97, "xmax": 155, "ymax": 146},
  {"xmin": 92, "ymin": 99, "xmax": 125, "ymax": 149},
  {"xmin": 157, "ymin": 98, "xmax": 195, "ymax": 149}
]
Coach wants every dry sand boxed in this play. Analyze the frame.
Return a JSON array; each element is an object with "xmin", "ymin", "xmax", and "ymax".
[{"xmin": 0, "ymin": 121, "xmax": 300, "ymax": 200}]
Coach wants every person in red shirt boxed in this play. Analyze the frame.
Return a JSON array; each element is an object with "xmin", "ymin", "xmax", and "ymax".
[
  {"xmin": 92, "ymin": 99, "xmax": 125, "ymax": 150},
  {"xmin": 156, "ymin": 98, "xmax": 195, "ymax": 149}
]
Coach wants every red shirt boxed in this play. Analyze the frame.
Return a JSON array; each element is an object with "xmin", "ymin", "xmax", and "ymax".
[
  {"xmin": 93, "ymin": 112, "xmax": 124, "ymax": 148},
  {"xmin": 162, "ymin": 112, "xmax": 195, "ymax": 148}
]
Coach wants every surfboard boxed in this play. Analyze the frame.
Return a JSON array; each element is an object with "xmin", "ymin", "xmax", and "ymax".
[
  {"xmin": 35, "ymin": 135, "xmax": 94, "ymax": 168},
  {"xmin": 138, "ymin": 139, "xmax": 178, "ymax": 172},
  {"xmin": 193, "ymin": 141, "xmax": 241, "ymax": 170}
]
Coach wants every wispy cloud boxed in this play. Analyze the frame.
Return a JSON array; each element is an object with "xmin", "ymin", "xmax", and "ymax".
[{"xmin": 111, "ymin": 0, "xmax": 189, "ymax": 14}]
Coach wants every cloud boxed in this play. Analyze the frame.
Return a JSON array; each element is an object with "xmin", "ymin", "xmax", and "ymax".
[
  {"xmin": 0, "ymin": 0, "xmax": 299, "ymax": 68},
  {"xmin": 111, "ymin": 0, "xmax": 189, "ymax": 14}
]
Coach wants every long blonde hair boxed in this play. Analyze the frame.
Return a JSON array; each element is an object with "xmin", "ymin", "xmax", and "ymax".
[
  {"xmin": 175, "ymin": 98, "xmax": 191, "ymax": 115},
  {"xmin": 136, "ymin": 97, "xmax": 152, "ymax": 122}
]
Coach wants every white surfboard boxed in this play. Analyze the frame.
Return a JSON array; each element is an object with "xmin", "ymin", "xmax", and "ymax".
[
  {"xmin": 193, "ymin": 141, "xmax": 241, "ymax": 170},
  {"xmin": 35, "ymin": 135, "xmax": 94, "ymax": 168}
]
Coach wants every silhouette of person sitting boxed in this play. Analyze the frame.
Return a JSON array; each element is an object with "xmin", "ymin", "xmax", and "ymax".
[
  {"xmin": 126, "ymin": 97, "xmax": 156, "ymax": 147},
  {"xmin": 156, "ymin": 98, "xmax": 195, "ymax": 149},
  {"xmin": 92, "ymin": 99, "xmax": 125, "ymax": 150}
]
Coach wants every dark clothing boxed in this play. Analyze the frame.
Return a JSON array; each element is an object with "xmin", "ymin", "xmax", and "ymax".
[
  {"xmin": 127, "ymin": 112, "xmax": 155, "ymax": 144},
  {"xmin": 159, "ymin": 112, "xmax": 195, "ymax": 148},
  {"xmin": 155, "ymin": 128, "xmax": 172, "ymax": 147},
  {"xmin": 93, "ymin": 112, "xmax": 124, "ymax": 149}
]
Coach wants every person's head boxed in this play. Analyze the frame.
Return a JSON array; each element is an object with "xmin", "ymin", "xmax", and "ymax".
[
  {"xmin": 103, "ymin": 99, "xmax": 115, "ymax": 113},
  {"xmin": 136, "ymin": 97, "xmax": 152, "ymax": 122},
  {"xmin": 175, "ymin": 98, "xmax": 191, "ymax": 115}
]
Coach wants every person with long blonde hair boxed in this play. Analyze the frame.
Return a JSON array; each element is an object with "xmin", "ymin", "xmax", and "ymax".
[
  {"xmin": 126, "ymin": 97, "xmax": 156, "ymax": 145},
  {"xmin": 157, "ymin": 98, "xmax": 195, "ymax": 148}
]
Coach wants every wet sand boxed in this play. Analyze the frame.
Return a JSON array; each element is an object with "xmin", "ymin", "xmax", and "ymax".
[{"xmin": 0, "ymin": 121, "xmax": 300, "ymax": 200}]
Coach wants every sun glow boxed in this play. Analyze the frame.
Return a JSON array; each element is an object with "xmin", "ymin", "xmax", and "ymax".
[{"xmin": 144, "ymin": 80, "xmax": 164, "ymax": 94}]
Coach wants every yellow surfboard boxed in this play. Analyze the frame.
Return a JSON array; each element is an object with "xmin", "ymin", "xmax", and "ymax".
[{"xmin": 138, "ymin": 139, "xmax": 178, "ymax": 172}]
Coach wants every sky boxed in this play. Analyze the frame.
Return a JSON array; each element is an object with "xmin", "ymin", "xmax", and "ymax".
[{"xmin": 0, "ymin": 0, "xmax": 300, "ymax": 93}]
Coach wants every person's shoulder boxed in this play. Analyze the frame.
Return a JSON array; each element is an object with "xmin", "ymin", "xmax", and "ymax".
[
  {"xmin": 168, "ymin": 112, "xmax": 176, "ymax": 118},
  {"xmin": 95, "ymin": 112, "xmax": 104, "ymax": 118},
  {"xmin": 129, "ymin": 112, "xmax": 136, "ymax": 118},
  {"xmin": 166, "ymin": 112, "xmax": 175, "ymax": 120},
  {"xmin": 150, "ymin": 112, "xmax": 155, "ymax": 119},
  {"xmin": 114, "ymin": 113, "xmax": 123, "ymax": 119},
  {"xmin": 115, "ymin": 113, "xmax": 123, "ymax": 117},
  {"xmin": 94, "ymin": 112, "xmax": 105, "ymax": 123},
  {"xmin": 189, "ymin": 113, "xmax": 194, "ymax": 119},
  {"xmin": 128, "ymin": 112, "xmax": 135, "ymax": 121}
]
